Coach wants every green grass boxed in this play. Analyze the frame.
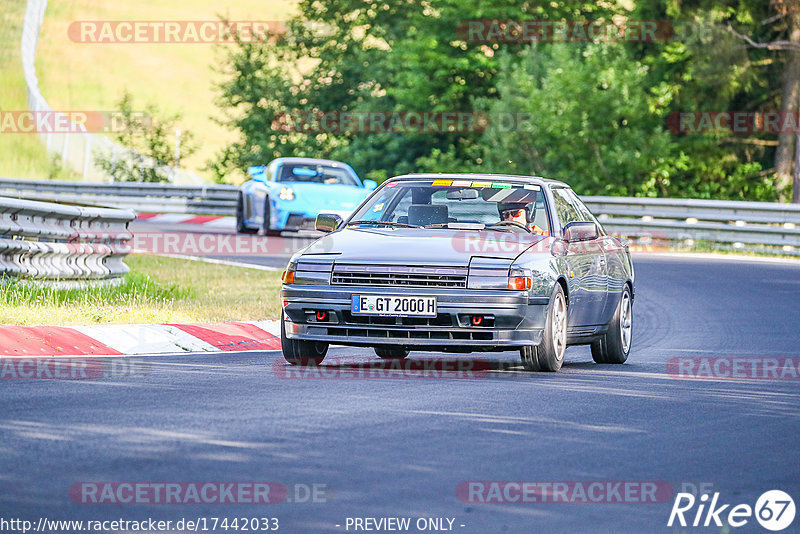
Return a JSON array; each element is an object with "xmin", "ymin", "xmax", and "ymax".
[
  {"xmin": 0, "ymin": 0, "xmax": 77, "ymax": 180},
  {"xmin": 34, "ymin": 0, "xmax": 297, "ymax": 183},
  {"xmin": 0, "ymin": 254, "xmax": 283, "ymax": 325}
]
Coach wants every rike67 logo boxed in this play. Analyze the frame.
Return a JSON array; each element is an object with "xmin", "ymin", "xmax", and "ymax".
[{"xmin": 668, "ymin": 490, "xmax": 796, "ymax": 531}]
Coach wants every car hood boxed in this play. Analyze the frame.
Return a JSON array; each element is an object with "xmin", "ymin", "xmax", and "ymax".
[{"xmin": 302, "ymin": 227, "xmax": 548, "ymax": 266}]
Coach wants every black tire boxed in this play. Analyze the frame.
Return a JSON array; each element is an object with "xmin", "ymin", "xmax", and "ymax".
[
  {"xmin": 521, "ymin": 283, "xmax": 567, "ymax": 372},
  {"xmin": 236, "ymin": 194, "xmax": 258, "ymax": 234},
  {"xmin": 591, "ymin": 284, "xmax": 632, "ymax": 364},
  {"xmin": 263, "ymin": 198, "xmax": 281, "ymax": 237},
  {"xmin": 281, "ymin": 314, "xmax": 328, "ymax": 366},
  {"xmin": 374, "ymin": 346, "xmax": 409, "ymax": 359}
]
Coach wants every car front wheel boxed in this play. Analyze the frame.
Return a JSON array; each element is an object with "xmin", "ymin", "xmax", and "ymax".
[
  {"xmin": 591, "ymin": 285, "xmax": 632, "ymax": 364},
  {"xmin": 521, "ymin": 283, "xmax": 567, "ymax": 372},
  {"xmin": 281, "ymin": 314, "xmax": 328, "ymax": 366}
]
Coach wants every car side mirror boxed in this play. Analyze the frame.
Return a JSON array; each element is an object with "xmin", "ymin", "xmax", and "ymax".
[
  {"xmin": 316, "ymin": 213, "xmax": 343, "ymax": 233},
  {"xmin": 563, "ymin": 221, "xmax": 598, "ymax": 242},
  {"xmin": 363, "ymin": 179, "xmax": 378, "ymax": 190}
]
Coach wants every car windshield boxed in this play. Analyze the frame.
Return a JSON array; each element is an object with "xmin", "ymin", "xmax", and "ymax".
[
  {"xmin": 277, "ymin": 163, "xmax": 359, "ymax": 186},
  {"xmin": 348, "ymin": 179, "xmax": 550, "ymax": 233}
]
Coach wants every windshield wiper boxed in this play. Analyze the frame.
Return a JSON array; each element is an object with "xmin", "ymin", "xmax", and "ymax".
[
  {"xmin": 422, "ymin": 222, "xmax": 486, "ymax": 230},
  {"xmin": 347, "ymin": 220, "xmax": 420, "ymax": 228}
]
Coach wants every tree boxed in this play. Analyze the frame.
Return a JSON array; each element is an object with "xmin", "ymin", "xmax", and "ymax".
[
  {"xmin": 478, "ymin": 43, "xmax": 676, "ymax": 196},
  {"xmin": 210, "ymin": 0, "xmax": 784, "ymax": 200},
  {"xmin": 727, "ymin": 1, "xmax": 800, "ymax": 202},
  {"xmin": 210, "ymin": 0, "xmax": 621, "ymax": 182},
  {"xmin": 96, "ymin": 92, "xmax": 196, "ymax": 183}
]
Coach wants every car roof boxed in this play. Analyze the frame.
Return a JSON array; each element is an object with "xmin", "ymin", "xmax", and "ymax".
[
  {"xmin": 389, "ymin": 173, "xmax": 569, "ymax": 189},
  {"xmin": 272, "ymin": 157, "xmax": 352, "ymax": 168}
]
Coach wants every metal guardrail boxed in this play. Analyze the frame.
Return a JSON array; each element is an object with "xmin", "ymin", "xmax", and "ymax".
[
  {"xmin": 0, "ymin": 178, "xmax": 238, "ymax": 215},
  {"xmin": 584, "ymin": 197, "xmax": 800, "ymax": 255},
  {"xmin": 0, "ymin": 178, "xmax": 798, "ymax": 255},
  {"xmin": 0, "ymin": 196, "xmax": 135, "ymax": 285}
]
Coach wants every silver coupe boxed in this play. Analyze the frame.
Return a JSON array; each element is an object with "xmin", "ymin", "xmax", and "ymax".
[{"xmin": 279, "ymin": 174, "xmax": 634, "ymax": 372}]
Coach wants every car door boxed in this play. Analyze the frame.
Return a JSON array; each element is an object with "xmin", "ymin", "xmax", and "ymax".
[
  {"xmin": 564, "ymin": 188, "xmax": 627, "ymax": 325},
  {"xmin": 551, "ymin": 187, "xmax": 608, "ymax": 328}
]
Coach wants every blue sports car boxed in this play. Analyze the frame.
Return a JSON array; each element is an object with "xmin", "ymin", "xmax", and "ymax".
[{"xmin": 236, "ymin": 157, "xmax": 377, "ymax": 235}]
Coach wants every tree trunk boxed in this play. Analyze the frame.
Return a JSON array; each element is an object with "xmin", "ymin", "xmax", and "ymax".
[{"xmin": 776, "ymin": 6, "xmax": 800, "ymax": 202}]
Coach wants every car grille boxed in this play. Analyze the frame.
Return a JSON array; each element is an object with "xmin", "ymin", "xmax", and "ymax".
[{"xmin": 331, "ymin": 264, "xmax": 468, "ymax": 289}]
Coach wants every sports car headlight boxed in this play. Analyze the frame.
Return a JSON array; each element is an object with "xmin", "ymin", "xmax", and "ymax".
[{"xmin": 279, "ymin": 187, "xmax": 295, "ymax": 201}]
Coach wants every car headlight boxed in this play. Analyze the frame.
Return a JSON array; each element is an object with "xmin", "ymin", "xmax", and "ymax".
[
  {"xmin": 279, "ymin": 187, "xmax": 295, "ymax": 201},
  {"xmin": 283, "ymin": 258, "xmax": 333, "ymax": 285}
]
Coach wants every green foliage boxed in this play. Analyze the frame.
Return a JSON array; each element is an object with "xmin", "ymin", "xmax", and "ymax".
[
  {"xmin": 211, "ymin": 0, "xmax": 788, "ymax": 200},
  {"xmin": 95, "ymin": 91, "xmax": 197, "ymax": 183},
  {"xmin": 478, "ymin": 43, "xmax": 675, "ymax": 196},
  {"xmin": 0, "ymin": 270, "xmax": 190, "ymax": 309}
]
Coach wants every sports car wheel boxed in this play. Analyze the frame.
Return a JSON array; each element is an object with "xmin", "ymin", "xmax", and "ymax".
[
  {"xmin": 374, "ymin": 346, "xmax": 409, "ymax": 359},
  {"xmin": 236, "ymin": 194, "xmax": 258, "ymax": 234},
  {"xmin": 263, "ymin": 198, "xmax": 281, "ymax": 237},
  {"xmin": 591, "ymin": 284, "xmax": 632, "ymax": 364},
  {"xmin": 521, "ymin": 283, "xmax": 567, "ymax": 372},
  {"xmin": 281, "ymin": 314, "xmax": 328, "ymax": 366}
]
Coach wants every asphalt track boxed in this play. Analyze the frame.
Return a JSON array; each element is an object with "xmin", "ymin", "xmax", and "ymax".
[{"xmin": 1, "ymin": 221, "xmax": 799, "ymax": 533}]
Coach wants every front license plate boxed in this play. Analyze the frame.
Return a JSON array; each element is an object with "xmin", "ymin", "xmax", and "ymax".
[{"xmin": 352, "ymin": 295, "xmax": 437, "ymax": 317}]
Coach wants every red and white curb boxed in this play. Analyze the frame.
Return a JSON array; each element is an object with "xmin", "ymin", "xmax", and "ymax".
[
  {"xmin": 0, "ymin": 321, "xmax": 281, "ymax": 357},
  {"xmin": 136, "ymin": 213, "xmax": 235, "ymax": 228}
]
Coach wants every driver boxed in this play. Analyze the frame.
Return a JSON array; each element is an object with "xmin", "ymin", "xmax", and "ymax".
[{"xmin": 497, "ymin": 202, "xmax": 549, "ymax": 236}]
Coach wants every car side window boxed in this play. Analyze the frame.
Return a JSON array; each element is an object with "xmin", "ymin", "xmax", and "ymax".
[
  {"xmin": 563, "ymin": 188, "xmax": 605, "ymax": 236},
  {"xmin": 552, "ymin": 188, "xmax": 582, "ymax": 229},
  {"xmin": 356, "ymin": 189, "xmax": 400, "ymax": 221},
  {"xmin": 531, "ymin": 195, "xmax": 550, "ymax": 231}
]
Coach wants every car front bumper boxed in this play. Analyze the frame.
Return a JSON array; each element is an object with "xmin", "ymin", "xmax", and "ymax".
[{"xmin": 280, "ymin": 285, "xmax": 549, "ymax": 352}]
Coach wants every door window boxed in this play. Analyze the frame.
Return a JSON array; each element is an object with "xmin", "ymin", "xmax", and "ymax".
[{"xmin": 552, "ymin": 188, "xmax": 583, "ymax": 229}]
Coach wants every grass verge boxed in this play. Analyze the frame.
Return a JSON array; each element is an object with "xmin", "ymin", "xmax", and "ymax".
[
  {"xmin": 0, "ymin": 0, "xmax": 77, "ymax": 180},
  {"xmin": 0, "ymin": 254, "xmax": 282, "ymax": 325},
  {"xmin": 35, "ymin": 0, "xmax": 296, "ymax": 182}
]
